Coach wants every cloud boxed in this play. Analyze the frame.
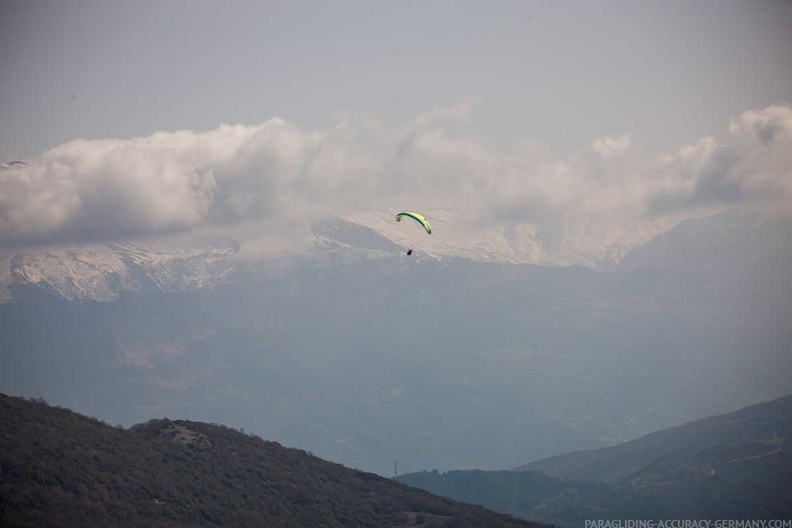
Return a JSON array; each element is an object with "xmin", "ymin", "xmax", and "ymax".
[
  {"xmin": 647, "ymin": 105, "xmax": 792, "ymax": 215},
  {"xmin": 0, "ymin": 118, "xmax": 379, "ymax": 248},
  {"xmin": 729, "ymin": 104, "xmax": 792, "ymax": 145},
  {"xmin": 2, "ymin": 103, "xmax": 790, "ymax": 252},
  {"xmin": 590, "ymin": 135, "xmax": 631, "ymax": 158}
]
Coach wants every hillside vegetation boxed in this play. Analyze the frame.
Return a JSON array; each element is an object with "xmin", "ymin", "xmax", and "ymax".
[
  {"xmin": 399, "ymin": 395, "xmax": 792, "ymax": 526},
  {"xmin": 0, "ymin": 394, "xmax": 546, "ymax": 528},
  {"xmin": 516, "ymin": 395, "xmax": 792, "ymax": 481}
]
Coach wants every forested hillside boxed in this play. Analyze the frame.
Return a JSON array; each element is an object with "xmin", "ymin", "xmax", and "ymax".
[{"xmin": 0, "ymin": 394, "xmax": 546, "ymax": 528}]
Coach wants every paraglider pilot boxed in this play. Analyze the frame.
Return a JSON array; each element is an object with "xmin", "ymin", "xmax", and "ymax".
[{"xmin": 396, "ymin": 212, "xmax": 429, "ymax": 258}]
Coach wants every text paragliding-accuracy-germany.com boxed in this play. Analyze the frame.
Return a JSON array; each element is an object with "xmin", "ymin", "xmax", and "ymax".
[{"xmin": 585, "ymin": 521, "xmax": 792, "ymax": 528}]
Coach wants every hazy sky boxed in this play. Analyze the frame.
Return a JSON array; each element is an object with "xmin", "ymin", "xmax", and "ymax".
[
  {"xmin": 1, "ymin": 0, "xmax": 791, "ymax": 254},
  {"xmin": 3, "ymin": 0, "xmax": 790, "ymax": 159}
]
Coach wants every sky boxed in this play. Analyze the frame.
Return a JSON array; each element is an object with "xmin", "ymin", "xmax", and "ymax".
[{"xmin": 1, "ymin": 0, "xmax": 791, "ymax": 255}]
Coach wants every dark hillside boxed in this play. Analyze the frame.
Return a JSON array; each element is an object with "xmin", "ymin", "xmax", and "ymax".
[
  {"xmin": 514, "ymin": 394, "xmax": 792, "ymax": 481},
  {"xmin": 0, "ymin": 394, "xmax": 547, "ymax": 528},
  {"xmin": 398, "ymin": 395, "xmax": 792, "ymax": 526},
  {"xmin": 397, "ymin": 469, "xmax": 669, "ymax": 526}
]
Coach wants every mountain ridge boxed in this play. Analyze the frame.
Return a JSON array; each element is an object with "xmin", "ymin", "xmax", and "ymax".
[
  {"xmin": 0, "ymin": 393, "xmax": 548, "ymax": 528},
  {"xmin": 513, "ymin": 394, "xmax": 792, "ymax": 481},
  {"xmin": 397, "ymin": 394, "xmax": 792, "ymax": 525},
  {"xmin": 2, "ymin": 239, "xmax": 790, "ymax": 476},
  {"xmin": 3, "ymin": 209, "xmax": 789, "ymax": 303}
]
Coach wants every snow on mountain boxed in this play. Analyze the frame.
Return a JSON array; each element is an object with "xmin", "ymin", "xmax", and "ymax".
[
  {"xmin": 3, "ymin": 207, "xmax": 783, "ymax": 303},
  {"xmin": 0, "ymin": 241, "xmax": 240, "ymax": 302},
  {"xmin": 342, "ymin": 208, "xmax": 542, "ymax": 264},
  {"xmin": 342, "ymin": 208, "xmax": 677, "ymax": 266},
  {"xmin": 532, "ymin": 215, "xmax": 679, "ymax": 267}
]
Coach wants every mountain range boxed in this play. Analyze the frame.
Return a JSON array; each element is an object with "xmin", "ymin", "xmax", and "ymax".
[
  {"xmin": 1, "ymin": 209, "xmax": 790, "ymax": 476},
  {"xmin": 2, "ymin": 208, "xmax": 790, "ymax": 303},
  {"xmin": 398, "ymin": 395, "xmax": 792, "ymax": 525}
]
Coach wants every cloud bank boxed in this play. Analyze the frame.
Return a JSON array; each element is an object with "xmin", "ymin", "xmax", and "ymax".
[{"xmin": 1, "ymin": 103, "xmax": 790, "ymax": 254}]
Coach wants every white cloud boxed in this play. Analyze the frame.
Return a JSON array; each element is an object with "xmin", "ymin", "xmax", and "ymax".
[
  {"xmin": 729, "ymin": 104, "xmax": 792, "ymax": 145},
  {"xmin": 2, "ymin": 103, "xmax": 790, "ymax": 253},
  {"xmin": 647, "ymin": 105, "xmax": 792, "ymax": 215},
  {"xmin": 590, "ymin": 135, "xmax": 631, "ymax": 158}
]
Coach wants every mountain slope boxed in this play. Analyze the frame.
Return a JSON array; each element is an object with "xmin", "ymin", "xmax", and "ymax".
[
  {"xmin": 3, "ymin": 209, "xmax": 789, "ymax": 304},
  {"xmin": 1, "ymin": 211, "xmax": 790, "ymax": 476},
  {"xmin": 0, "ymin": 393, "xmax": 546, "ymax": 528},
  {"xmin": 0, "ymin": 241, "xmax": 241, "ymax": 302},
  {"xmin": 618, "ymin": 210, "xmax": 792, "ymax": 280},
  {"xmin": 514, "ymin": 394, "xmax": 792, "ymax": 481},
  {"xmin": 398, "ymin": 395, "xmax": 792, "ymax": 525},
  {"xmin": 397, "ymin": 469, "xmax": 668, "ymax": 526},
  {"xmin": 2, "ymin": 248, "xmax": 790, "ymax": 476},
  {"xmin": 343, "ymin": 208, "xmax": 676, "ymax": 266}
]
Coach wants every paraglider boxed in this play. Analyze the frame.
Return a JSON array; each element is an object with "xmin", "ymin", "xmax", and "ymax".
[
  {"xmin": 396, "ymin": 211, "xmax": 431, "ymax": 257},
  {"xmin": 396, "ymin": 212, "xmax": 432, "ymax": 234}
]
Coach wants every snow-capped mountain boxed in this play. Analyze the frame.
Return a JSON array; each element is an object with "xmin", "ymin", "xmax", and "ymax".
[
  {"xmin": 0, "ymin": 241, "xmax": 240, "ymax": 302},
  {"xmin": 2, "ymin": 208, "xmax": 790, "ymax": 476},
  {"xmin": 341, "ymin": 208, "xmax": 679, "ymax": 266},
  {"xmin": 2, "ymin": 209, "xmax": 788, "ymax": 303}
]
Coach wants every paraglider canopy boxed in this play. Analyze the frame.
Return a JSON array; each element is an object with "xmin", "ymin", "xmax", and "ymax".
[{"xmin": 396, "ymin": 212, "xmax": 432, "ymax": 235}]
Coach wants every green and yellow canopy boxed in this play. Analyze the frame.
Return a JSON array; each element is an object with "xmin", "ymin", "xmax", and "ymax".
[{"xmin": 396, "ymin": 212, "xmax": 432, "ymax": 235}]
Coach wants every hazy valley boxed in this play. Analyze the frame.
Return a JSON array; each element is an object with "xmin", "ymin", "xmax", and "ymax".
[{"xmin": 2, "ymin": 211, "xmax": 790, "ymax": 476}]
